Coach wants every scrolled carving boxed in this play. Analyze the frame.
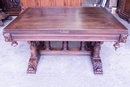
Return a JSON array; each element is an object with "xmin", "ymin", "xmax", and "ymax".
[
  {"xmin": 27, "ymin": 41, "xmax": 40, "ymax": 74},
  {"xmin": 3, "ymin": 33, "xmax": 12, "ymax": 42},
  {"xmin": 119, "ymin": 34, "xmax": 128, "ymax": 43},
  {"xmin": 27, "ymin": 58, "xmax": 37, "ymax": 74},
  {"xmin": 91, "ymin": 41, "xmax": 103, "ymax": 74},
  {"xmin": 8, "ymin": 0, "xmax": 21, "ymax": 8},
  {"xmin": 113, "ymin": 34, "xmax": 128, "ymax": 50},
  {"xmin": 93, "ymin": 59, "xmax": 103, "ymax": 74}
]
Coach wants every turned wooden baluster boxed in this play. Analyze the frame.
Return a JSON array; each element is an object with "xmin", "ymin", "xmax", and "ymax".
[
  {"xmin": 62, "ymin": 41, "xmax": 69, "ymax": 51},
  {"xmin": 91, "ymin": 41, "xmax": 103, "ymax": 74},
  {"xmin": 27, "ymin": 41, "xmax": 40, "ymax": 74},
  {"xmin": 80, "ymin": 41, "xmax": 86, "ymax": 51},
  {"xmin": 44, "ymin": 41, "xmax": 51, "ymax": 51}
]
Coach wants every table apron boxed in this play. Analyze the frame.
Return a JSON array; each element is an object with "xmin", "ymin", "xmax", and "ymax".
[{"xmin": 11, "ymin": 35, "xmax": 120, "ymax": 42}]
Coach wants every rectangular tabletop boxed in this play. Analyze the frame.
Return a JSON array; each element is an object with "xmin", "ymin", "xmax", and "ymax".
[
  {"xmin": 3, "ymin": 7, "xmax": 128, "ymax": 42},
  {"xmin": 3, "ymin": 7, "xmax": 129, "ymax": 74}
]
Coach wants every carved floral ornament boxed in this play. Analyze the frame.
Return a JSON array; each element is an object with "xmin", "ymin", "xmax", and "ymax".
[
  {"xmin": 3, "ymin": 33, "xmax": 18, "ymax": 47},
  {"xmin": 113, "ymin": 33, "xmax": 129, "ymax": 50},
  {"xmin": 119, "ymin": 33, "xmax": 129, "ymax": 43},
  {"xmin": 3, "ymin": 33, "xmax": 12, "ymax": 42},
  {"xmin": 8, "ymin": 0, "xmax": 21, "ymax": 8}
]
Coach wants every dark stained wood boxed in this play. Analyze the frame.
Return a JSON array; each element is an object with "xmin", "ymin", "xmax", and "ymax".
[
  {"xmin": 44, "ymin": 41, "xmax": 51, "ymax": 51},
  {"xmin": 0, "ymin": 8, "xmax": 12, "ymax": 26},
  {"xmin": 80, "ymin": 41, "xmax": 86, "ymax": 51},
  {"xmin": 0, "ymin": 0, "xmax": 21, "ymax": 16},
  {"xmin": 3, "ymin": 7, "xmax": 128, "ymax": 74},
  {"xmin": 117, "ymin": 0, "xmax": 130, "ymax": 23},
  {"xmin": 27, "ymin": 41, "xmax": 40, "ymax": 74},
  {"xmin": 91, "ymin": 42, "xmax": 103, "ymax": 74}
]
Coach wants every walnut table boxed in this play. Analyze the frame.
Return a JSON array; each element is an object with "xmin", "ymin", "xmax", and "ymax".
[{"xmin": 3, "ymin": 7, "xmax": 128, "ymax": 74}]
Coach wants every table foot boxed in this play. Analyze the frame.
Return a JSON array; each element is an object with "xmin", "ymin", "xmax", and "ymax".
[
  {"xmin": 27, "ymin": 57, "xmax": 39, "ymax": 74},
  {"xmin": 92, "ymin": 58, "xmax": 103, "ymax": 74},
  {"xmin": 91, "ymin": 42, "xmax": 103, "ymax": 74},
  {"xmin": 27, "ymin": 41, "xmax": 40, "ymax": 74}
]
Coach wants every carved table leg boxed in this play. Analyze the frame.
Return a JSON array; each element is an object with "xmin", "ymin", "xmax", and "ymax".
[
  {"xmin": 91, "ymin": 42, "xmax": 103, "ymax": 74},
  {"xmin": 27, "ymin": 41, "xmax": 40, "ymax": 74}
]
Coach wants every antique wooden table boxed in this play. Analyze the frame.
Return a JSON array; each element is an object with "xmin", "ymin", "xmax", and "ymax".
[{"xmin": 3, "ymin": 7, "xmax": 128, "ymax": 74}]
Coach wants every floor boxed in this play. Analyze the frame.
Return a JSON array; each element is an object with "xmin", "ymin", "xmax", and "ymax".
[{"xmin": 0, "ymin": 3, "xmax": 130, "ymax": 87}]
